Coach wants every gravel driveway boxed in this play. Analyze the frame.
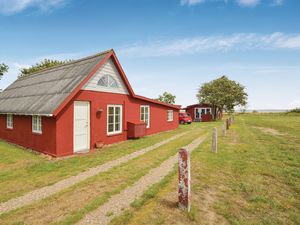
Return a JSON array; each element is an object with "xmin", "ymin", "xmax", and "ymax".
[
  {"xmin": 77, "ymin": 134, "xmax": 207, "ymax": 225},
  {"xmin": 0, "ymin": 131, "xmax": 188, "ymax": 215}
]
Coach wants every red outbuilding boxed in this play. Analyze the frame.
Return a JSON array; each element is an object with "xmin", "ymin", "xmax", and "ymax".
[
  {"xmin": 184, "ymin": 103, "xmax": 214, "ymax": 122},
  {"xmin": 0, "ymin": 50, "xmax": 180, "ymax": 157}
]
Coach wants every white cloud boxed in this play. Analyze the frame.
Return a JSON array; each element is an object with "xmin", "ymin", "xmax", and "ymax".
[
  {"xmin": 0, "ymin": 0, "xmax": 67, "ymax": 15},
  {"xmin": 119, "ymin": 33, "xmax": 300, "ymax": 57},
  {"xmin": 272, "ymin": 0, "xmax": 283, "ymax": 6},
  {"xmin": 36, "ymin": 52, "xmax": 80, "ymax": 61},
  {"xmin": 180, "ymin": 0, "xmax": 206, "ymax": 6},
  {"xmin": 236, "ymin": 0, "xmax": 260, "ymax": 7},
  {"xmin": 180, "ymin": 0, "xmax": 284, "ymax": 7},
  {"xmin": 13, "ymin": 63, "xmax": 31, "ymax": 70},
  {"xmin": 289, "ymin": 100, "xmax": 300, "ymax": 109}
]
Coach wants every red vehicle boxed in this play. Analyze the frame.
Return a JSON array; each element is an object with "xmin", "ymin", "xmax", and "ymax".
[{"xmin": 179, "ymin": 112, "xmax": 192, "ymax": 124}]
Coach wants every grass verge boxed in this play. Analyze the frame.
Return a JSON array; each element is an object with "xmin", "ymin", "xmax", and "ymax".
[{"xmin": 108, "ymin": 114, "xmax": 300, "ymax": 225}]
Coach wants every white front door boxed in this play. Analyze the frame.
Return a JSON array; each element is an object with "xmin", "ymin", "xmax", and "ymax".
[{"xmin": 74, "ymin": 101, "xmax": 90, "ymax": 153}]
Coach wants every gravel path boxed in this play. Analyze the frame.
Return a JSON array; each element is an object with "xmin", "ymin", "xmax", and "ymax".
[
  {"xmin": 77, "ymin": 134, "xmax": 207, "ymax": 225},
  {"xmin": 0, "ymin": 131, "xmax": 188, "ymax": 215}
]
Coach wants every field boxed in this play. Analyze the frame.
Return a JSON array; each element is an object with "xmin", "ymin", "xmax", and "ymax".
[{"xmin": 0, "ymin": 113, "xmax": 299, "ymax": 224}]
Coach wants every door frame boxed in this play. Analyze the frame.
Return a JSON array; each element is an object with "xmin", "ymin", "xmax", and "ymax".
[
  {"xmin": 73, "ymin": 101, "xmax": 90, "ymax": 153},
  {"xmin": 194, "ymin": 108, "xmax": 201, "ymax": 120}
]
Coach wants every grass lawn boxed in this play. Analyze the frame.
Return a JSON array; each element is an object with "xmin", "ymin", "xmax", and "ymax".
[
  {"xmin": 110, "ymin": 113, "xmax": 300, "ymax": 225},
  {"xmin": 0, "ymin": 124, "xmax": 196, "ymax": 203},
  {"xmin": 0, "ymin": 123, "xmax": 217, "ymax": 225}
]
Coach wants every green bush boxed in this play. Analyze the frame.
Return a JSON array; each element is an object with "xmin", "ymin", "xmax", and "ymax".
[{"xmin": 290, "ymin": 108, "xmax": 300, "ymax": 113}]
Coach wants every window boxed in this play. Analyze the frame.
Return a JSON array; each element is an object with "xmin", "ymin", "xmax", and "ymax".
[
  {"xmin": 167, "ymin": 110, "xmax": 174, "ymax": 122},
  {"xmin": 107, "ymin": 105, "xmax": 122, "ymax": 135},
  {"xmin": 32, "ymin": 116, "xmax": 42, "ymax": 134},
  {"xmin": 6, "ymin": 114, "xmax": 13, "ymax": 129},
  {"xmin": 206, "ymin": 108, "xmax": 211, "ymax": 114},
  {"xmin": 140, "ymin": 105, "xmax": 150, "ymax": 128},
  {"xmin": 98, "ymin": 74, "xmax": 119, "ymax": 88}
]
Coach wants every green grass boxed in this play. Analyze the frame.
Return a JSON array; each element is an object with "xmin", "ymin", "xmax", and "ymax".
[
  {"xmin": 110, "ymin": 113, "xmax": 300, "ymax": 225},
  {"xmin": 0, "ymin": 123, "xmax": 215, "ymax": 225},
  {"xmin": 0, "ymin": 125, "xmax": 193, "ymax": 203}
]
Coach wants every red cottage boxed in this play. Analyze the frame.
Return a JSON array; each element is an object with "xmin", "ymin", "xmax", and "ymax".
[
  {"xmin": 0, "ymin": 50, "xmax": 180, "ymax": 157},
  {"xmin": 185, "ymin": 103, "xmax": 213, "ymax": 122}
]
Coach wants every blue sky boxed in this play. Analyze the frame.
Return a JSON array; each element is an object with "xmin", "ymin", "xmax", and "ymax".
[{"xmin": 0, "ymin": 0, "xmax": 299, "ymax": 109}]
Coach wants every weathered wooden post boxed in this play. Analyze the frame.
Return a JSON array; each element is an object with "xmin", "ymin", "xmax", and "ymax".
[
  {"xmin": 222, "ymin": 123, "xmax": 226, "ymax": 137},
  {"xmin": 178, "ymin": 148, "xmax": 191, "ymax": 212},
  {"xmin": 212, "ymin": 127, "xmax": 217, "ymax": 153},
  {"xmin": 226, "ymin": 118, "xmax": 229, "ymax": 130}
]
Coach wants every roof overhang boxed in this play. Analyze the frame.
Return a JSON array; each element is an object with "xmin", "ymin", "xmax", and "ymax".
[{"xmin": 0, "ymin": 112, "xmax": 53, "ymax": 117}]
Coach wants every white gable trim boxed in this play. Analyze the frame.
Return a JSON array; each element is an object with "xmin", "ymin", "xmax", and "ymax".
[{"xmin": 82, "ymin": 59, "xmax": 129, "ymax": 95}]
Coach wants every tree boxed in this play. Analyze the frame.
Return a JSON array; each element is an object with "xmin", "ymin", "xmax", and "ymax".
[
  {"xmin": 19, "ymin": 59, "xmax": 69, "ymax": 78},
  {"xmin": 197, "ymin": 76, "xmax": 248, "ymax": 119},
  {"xmin": 0, "ymin": 63, "xmax": 9, "ymax": 80},
  {"xmin": 157, "ymin": 92, "xmax": 176, "ymax": 104}
]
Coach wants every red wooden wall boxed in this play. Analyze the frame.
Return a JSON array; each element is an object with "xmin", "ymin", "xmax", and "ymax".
[
  {"xmin": 55, "ymin": 90, "xmax": 179, "ymax": 156},
  {"xmin": 0, "ymin": 115, "xmax": 57, "ymax": 156},
  {"xmin": 185, "ymin": 104, "xmax": 213, "ymax": 122}
]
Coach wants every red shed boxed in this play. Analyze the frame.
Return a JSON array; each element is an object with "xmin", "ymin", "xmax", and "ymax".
[
  {"xmin": 185, "ymin": 103, "xmax": 214, "ymax": 122},
  {"xmin": 0, "ymin": 50, "xmax": 180, "ymax": 157}
]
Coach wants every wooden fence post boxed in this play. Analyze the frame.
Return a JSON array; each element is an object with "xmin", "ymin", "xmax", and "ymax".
[
  {"xmin": 222, "ymin": 123, "xmax": 226, "ymax": 137},
  {"xmin": 178, "ymin": 148, "xmax": 191, "ymax": 212},
  {"xmin": 226, "ymin": 119, "xmax": 229, "ymax": 130},
  {"xmin": 212, "ymin": 128, "xmax": 217, "ymax": 153}
]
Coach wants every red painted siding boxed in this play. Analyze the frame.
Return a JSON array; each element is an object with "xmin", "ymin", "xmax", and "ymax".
[
  {"xmin": 0, "ymin": 115, "xmax": 56, "ymax": 156},
  {"xmin": 186, "ymin": 107, "xmax": 196, "ymax": 121},
  {"xmin": 185, "ymin": 104, "xmax": 213, "ymax": 122},
  {"xmin": 54, "ymin": 90, "xmax": 179, "ymax": 157},
  {"xmin": 0, "ymin": 91, "xmax": 178, "ymax": 157}
]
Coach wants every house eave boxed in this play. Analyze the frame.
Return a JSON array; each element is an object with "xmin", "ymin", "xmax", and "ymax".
[{"xmin": 0, "ymin": 112, "xmax": 53, "ymax": 117}]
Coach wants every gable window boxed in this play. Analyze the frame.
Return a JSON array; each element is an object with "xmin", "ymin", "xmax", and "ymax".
[
  {"xmin": 32, "ymin": 116, "xmax": 42, "ymax": 134},
  {"xmin": 167, "ymin": 110, "xmax": 174, "ymax": 122},
  {"xmin": 107, "ymin": 105, "xmax": 122, "ymax": 135},
  {"xmin": 98, "ymin": 74, "xmax": 119, "ymax": 88},
  {"xmin": 6, "ymin": 114, "xmax": 13, "ymax": 129},
  {"xmin": 140, "ymin": 105, "xmax": 150, "ymax": 128}
]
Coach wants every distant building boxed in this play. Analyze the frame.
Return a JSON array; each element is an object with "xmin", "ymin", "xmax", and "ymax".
[{"xmin": 184, "ymin": 103, "xmax": 216, "ymax": 122}]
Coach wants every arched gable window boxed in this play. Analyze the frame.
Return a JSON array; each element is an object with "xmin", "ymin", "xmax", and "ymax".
[{"xmin": 97, "ymin": 74, "xmax": 119, "ymax": 88}]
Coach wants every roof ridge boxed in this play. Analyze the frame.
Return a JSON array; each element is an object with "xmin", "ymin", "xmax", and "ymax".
[{"xmin": 17, "ymin": 49, "xmax": 113, "ymax": 80}]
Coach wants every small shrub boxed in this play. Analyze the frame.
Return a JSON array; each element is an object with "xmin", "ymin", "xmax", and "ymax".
[
  {"xmin": 187, "ymin": 206, "xmax": 197, "ymax": 221},
  {"xmin": 106, "ymin": 211, "xmax": 114, "ymax": 217},
  {"xmin": 289, "ymin": 108, "xmax": 300, "ymax": 113}
]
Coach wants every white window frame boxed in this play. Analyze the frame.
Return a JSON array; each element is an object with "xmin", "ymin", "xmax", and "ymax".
[
  {"xmin": 98, "ymin": 74, "xmax": 119, "ymax": 88},
  {"xmin": 167, "ymin": 110, "xmax": 174, "ymax": 122},
  {"xmin": 140, "ymin": 105, "xmax": 150, "ymax": 128},
  {"xmin": 32, "ymin": 115, "xmax": 42, "ymax": 134},
  {"xmin": 6, "ymin": 114, "xmax": 13, "ymax": 129},
  {"xmin": 107, "ymin": 105, "xmax": 123, "ymax": 135}
]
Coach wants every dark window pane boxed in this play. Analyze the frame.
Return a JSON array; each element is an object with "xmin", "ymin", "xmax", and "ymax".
[
  {"xmin": 115, "ymin": 123, "xmax": 120, "ymax": 131},
  {"xmin": 108, "ymin": 124, "xmax": 114, "ymax": 132},
  {"xmin": 108, "ymin": 107, "xmax": 114, "ymax": 115}
]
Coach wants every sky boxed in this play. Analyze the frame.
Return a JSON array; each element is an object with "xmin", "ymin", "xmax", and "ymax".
[{"xmin": 0, "ymin": 0, "xmax": 300, "ymax": 109}]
